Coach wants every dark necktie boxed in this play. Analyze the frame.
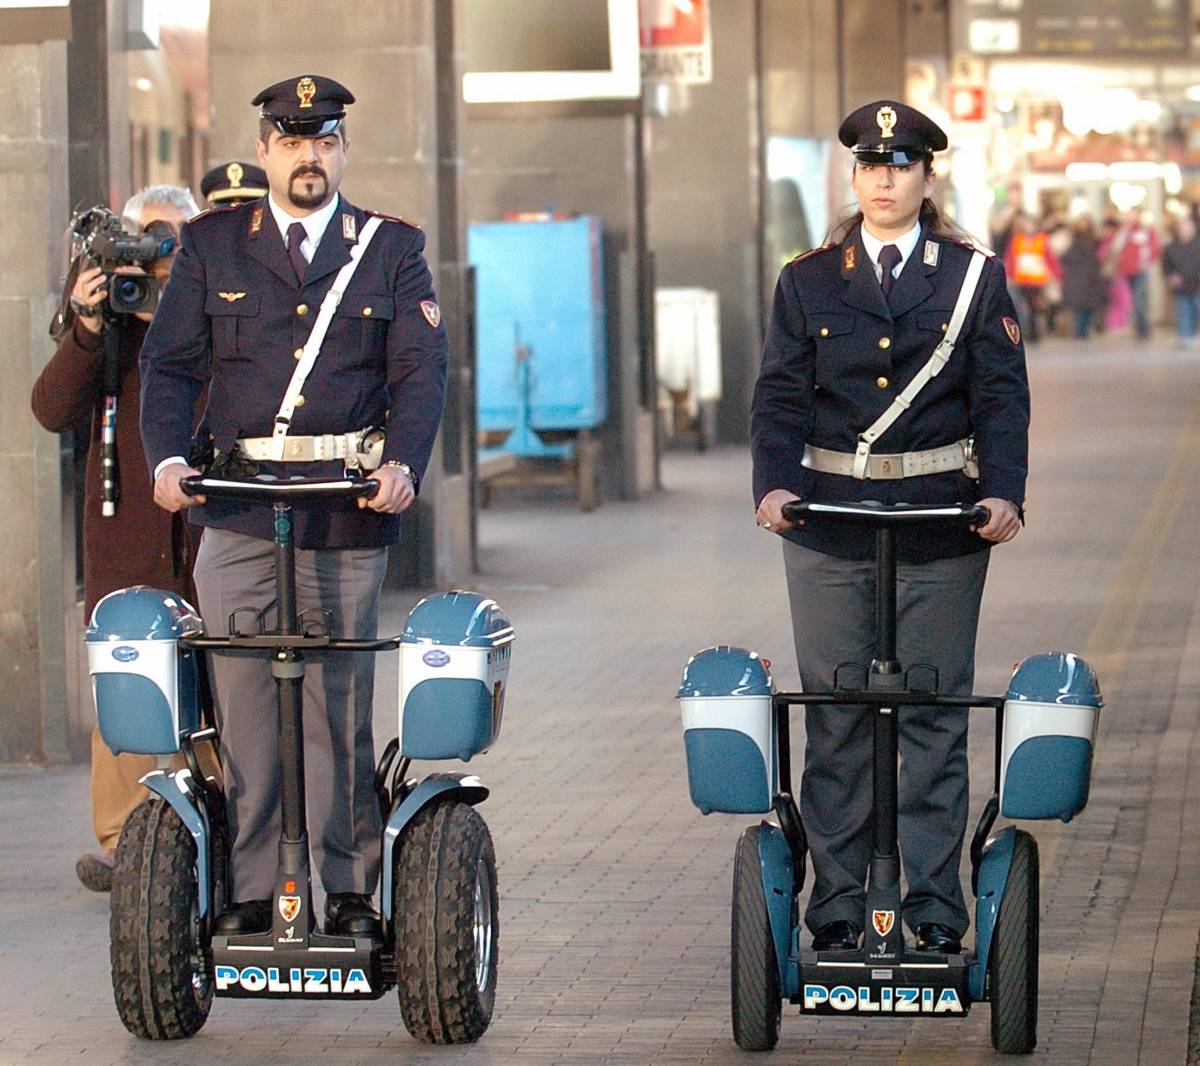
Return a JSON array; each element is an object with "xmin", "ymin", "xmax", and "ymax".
[
  {"xmin": 287, "ymin": 221, "xmax": 308, "ymax": 284},
  {"xmin": 879, "ymin": 243, "xmax": 902, "ymax": 300}
]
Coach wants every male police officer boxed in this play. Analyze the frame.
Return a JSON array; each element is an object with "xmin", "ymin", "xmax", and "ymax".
[
  {"xmin": 141, "ymin": 75, "xmax": 447, "ymax": 937},
  {"xmin": 752, "ymin": 101, "xmax": 1029, "ymax": 955},
  {"xmin": 199, "ymin": 160, "xmax": 269, "ymax": 207}
]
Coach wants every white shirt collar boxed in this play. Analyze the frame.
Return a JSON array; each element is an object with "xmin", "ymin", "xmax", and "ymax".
[
  {"xmin": 267, "ymin": 192, "xmax": 341, "ymax": 262},
  {"xmin": 860, "ymin": 220, "xmax": 923, "ymax": 280}
]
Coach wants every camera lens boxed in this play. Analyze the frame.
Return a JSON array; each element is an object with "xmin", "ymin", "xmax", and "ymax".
[{"xmin": 109, "ymin": 274, "xmax": 151, "ymax": 314}]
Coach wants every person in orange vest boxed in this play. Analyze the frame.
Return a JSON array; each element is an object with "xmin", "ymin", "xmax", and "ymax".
[{"xmin": 1004, "ymin": 211, "xmax": 1061, "ymax": 343}]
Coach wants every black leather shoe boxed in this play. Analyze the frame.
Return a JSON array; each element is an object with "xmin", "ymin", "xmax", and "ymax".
[
  {"xmin": 811, "ymin": 919, "xmax": 861, "ymax": 951},
  {"xmin": 214, "ymin": 899, "xmax": 272, "ymax": 935},
  {"xmin": 914, "ymin": 922, "xmax": 962, "ymax": 954},
  {"xmin": 325, "ymin": 893, "xmax": 382, "ymax": 937}
]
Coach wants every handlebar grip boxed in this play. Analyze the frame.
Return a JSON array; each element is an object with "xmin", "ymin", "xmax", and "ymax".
[{"xmin": 180, "ymin": 474, "xmax": 380, "ymax": 502}]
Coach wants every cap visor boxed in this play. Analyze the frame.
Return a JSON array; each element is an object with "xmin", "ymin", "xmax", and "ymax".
[
  {"xmin": 852, "ymin": 147, "xmax": 928, "ymax": 165},
  {"xmin": 271, "ymin": 116, "xmax": 343, "ymax": 137}
]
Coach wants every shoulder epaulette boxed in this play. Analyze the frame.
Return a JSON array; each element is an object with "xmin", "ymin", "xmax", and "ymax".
[
  {"xmin": 951, "ymin": 234, "xmax": 995, "ymax": 258},
  {"xmin": 186, "ymin": 202, "xmax": 243, "ymax": 224},
  {"xmin": 790, "ymin": 242, "xmax": 836, "ymax": 264},
  {"xmin": 367, "ymin": 210, "xmax": 421, "ymax": 230}
]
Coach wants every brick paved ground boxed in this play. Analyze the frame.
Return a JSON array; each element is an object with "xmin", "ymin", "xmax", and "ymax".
[{"xmin": 2, "ymin": 334, "xmax": 1199, "ymax": 1064}]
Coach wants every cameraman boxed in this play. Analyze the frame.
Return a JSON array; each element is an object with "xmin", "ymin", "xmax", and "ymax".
[{"xmin": 32, "ymin": 184, "xmax": 201, "ymax": 892}]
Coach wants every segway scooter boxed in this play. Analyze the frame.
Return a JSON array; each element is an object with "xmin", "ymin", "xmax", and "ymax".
[
  {"xmin": 86, "ymin": 474, "xmax": 514, "ymax": 1043},
  {"xmin": 678, "ymin": 500, "xmax": 1101, "ymax": 1055}
]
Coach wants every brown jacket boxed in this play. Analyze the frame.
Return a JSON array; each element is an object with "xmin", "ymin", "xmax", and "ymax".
[{"xmin": 31, "ymin": 319, "xmax": 197, "ymax": 616}]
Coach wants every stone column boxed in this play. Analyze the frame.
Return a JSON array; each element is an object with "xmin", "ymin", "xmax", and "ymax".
[{"xmin": 0, "ymin": 40, "xmax": 70, "ymax": 762}]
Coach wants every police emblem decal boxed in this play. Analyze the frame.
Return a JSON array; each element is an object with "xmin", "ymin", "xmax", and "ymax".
[
  {"xmin": 342, "ymin": 214, "xmax": 357, "ymax": 241},
  {"xmin": 1002, "ymin": 316, "xmax": 1021, "ymax": 345},
  {"xmin": 296, "ymin": 76, "xmax": 317, "ymax": 109},
  {"xmin": 872, "ymin": 909, "xmax": 895, "ymax": 936},
  {"xmin": 876, "ymin": 106, "xmax": 897, "ymax": 140},
  {"xmin": 226, "ymin": 162, "xmax": 244, "ymax": 189},
  {"xmin": 420, "ymin": 299, "xmax": 441, "ymax": 328},
  {"xmin": 279, "ymin": 895, "xmax": 302, "ymax": 922},
  {"xmin": 922, "ymin": 241, "xmax": 939, "ymax": 267},
  {"xmin": 843, "ymin": 245, "xmax": 857, "ymax": 272},
  {"xmin": 250, "ymin": 206, "xmax": 264, "ymax": 234}
]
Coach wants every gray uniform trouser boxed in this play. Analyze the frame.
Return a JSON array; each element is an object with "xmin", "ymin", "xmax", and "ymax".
[
  {"xmin": 783, "ymin": 540, "xmax": 989, "ymax": 936},
  {"xmin": 194, "ymin": 528, "xmax": 388, "ymax": 902}
]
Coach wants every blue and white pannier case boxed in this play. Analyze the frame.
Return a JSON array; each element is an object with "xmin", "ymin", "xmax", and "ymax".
[
  {"xmin": 678, "ymin": 646, "xmax": 777, "ymax": 815},
  {"xmin": 398, "ymin": 591, "xmax": 514, "ymax": 762},
  {"xmin": 85, "ymin": 586, "xmax": 203, "ymax": 755},
  {"xmin": 1000, "ymin": 652, "xmax": 1103, "ymax": 822}
]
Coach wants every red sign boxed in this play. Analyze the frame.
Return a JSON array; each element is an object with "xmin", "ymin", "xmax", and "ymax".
[
  {"xmin": 640, "ymin": 0, "xmax": 712, "ymax": 84},
  {"xmin": 640, "ymin": 0, "xmax": 707, "ymax": 48},
  {"xmin": 950, "ymin": 84, "xmax": 987, "ymax": 123}
]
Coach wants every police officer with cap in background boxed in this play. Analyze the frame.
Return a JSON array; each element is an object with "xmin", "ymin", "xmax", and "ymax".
[
  {"xmin": 751, "ymin": 100, "xmax": 1029, "ymax": 955},
  {"xmin": 200, "ymin": 160, "xmax": 269, "ymax": 207},
  {"xmin": 141, "ymin": 74, "xmax": 448, "ymax": 937}
]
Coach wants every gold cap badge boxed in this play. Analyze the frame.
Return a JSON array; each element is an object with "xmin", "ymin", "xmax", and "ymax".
[
  {"xmin": 296, "ymin": 77, "xmax": 317, "ymax": 109},
  {"xmin": 225, "ymin": 162, "xmax": 243, "ymax": 188},
  {"xmin": 876, "ymin": 105, "xmax": 897, "ymax": 140}
]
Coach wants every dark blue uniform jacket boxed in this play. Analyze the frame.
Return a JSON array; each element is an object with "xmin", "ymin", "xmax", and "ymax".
[
  {"xmin": 751, "ymin": 223, "xmax": 1029, "ymax": 562},
  {"xmin": 140, "ymin": 196, "xmax": 448, "ymax": 549}
]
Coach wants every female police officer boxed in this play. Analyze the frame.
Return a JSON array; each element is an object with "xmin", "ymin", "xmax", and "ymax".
[{"xmin": 751, "ymin": 101, "xmax": 1029, "ymax": 954}]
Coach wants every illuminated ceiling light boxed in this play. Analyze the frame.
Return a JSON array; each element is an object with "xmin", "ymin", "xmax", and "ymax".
[
  {"xmin": 1064, "ymin": 162, "xmax": 1108, "ymax": 182},
  {"xmin": 134, "ymin": 77, "xmax": 154, "ymax": 92},
  {"xmin": 994, "ymin": 96, "xmax": 1015, "ymax": 113},
  {"xmin": 1109, "ymin": 161, "xmax": 1162, "ymax": 180},
  {"xmin": 1185, "ymin": 85, "xmax": 1200, "ymax": 103},
  {"xmin": 1109, "ymin": 182, "xmax": 1148, "ymax": 212},
  {"xmin": 1163, "ymin": 162, "xmax": 1184, "ymax": 195}
]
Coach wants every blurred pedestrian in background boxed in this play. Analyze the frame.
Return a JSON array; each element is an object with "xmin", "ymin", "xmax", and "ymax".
[
  {"xmin": 1162, "ymin": 214, "xmax": 1200, "ymax": 349},
  {"xmin": 1099, "ymin": 217, "xmax": 1132, "ymax": 333},
  {"xmin": 1004, "ymin": 211, "xmax": 1061, "ymax": 343},
  {"xmin": 1059, "ymin": 216, "xmax": 1106, "ymax": 340},
  {"xmin": 1044, "ymin": 217, "xmax": 1071, "ymax": 335},
  {"xmin": 1104, "ymin": 209, "xmax": 1160, "ymax": 341}
]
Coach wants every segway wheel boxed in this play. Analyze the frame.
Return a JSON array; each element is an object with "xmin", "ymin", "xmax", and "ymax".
[
  {"xmin": 731, "ymin": 825, "xmax": 781, "ymax": 1051},
  {"xmin": 394, "ymin": 800, "xmax": 498, "ymax": 1044},
  {"xmin": 989, "ymin": 829, "xmax": 1039, "ymax": 1055},
  {"xmin": 110, "ymin": 798, "xmax": 212, "ymax": 1039}
]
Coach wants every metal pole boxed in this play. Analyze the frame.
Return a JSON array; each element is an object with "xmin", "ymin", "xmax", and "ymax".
[{"xmin": 272, "ymin": 502, "xmax": 306, "ymax": 842}]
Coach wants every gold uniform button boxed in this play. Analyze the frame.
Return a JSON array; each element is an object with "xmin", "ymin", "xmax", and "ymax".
[
  {"xmin": 878, "ymin": 337, "xmax": 891, "ymax": 349},
  {"xmin": 819, "ymin": 327, "xmax": 830, "ymax": 337},
  {"xmin": 362, "ymin": 306, "xmax": 373, "ymax": 317},
  {"xmin": 941, "ymin": 323, "xmax": 949, "ymax": 332},
  {"xmin": 293, "ymin": 347, "xmax": 304, "ymax": 360},
  {"xmin": 876, "ymin": 376, "xmax": 889, "ymax": 389},
  {"xmin": 296, "ymin": 303, "xmax": 309, "ymax": 316},
  {"xmin": 294, "ymin": 395, "xmax": 305, "ymax": 407}
]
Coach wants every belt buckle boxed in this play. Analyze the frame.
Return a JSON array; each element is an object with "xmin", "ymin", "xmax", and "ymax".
[{"xmin": 879, "ymin": 456, "xmax": 895, "ymax": 477}]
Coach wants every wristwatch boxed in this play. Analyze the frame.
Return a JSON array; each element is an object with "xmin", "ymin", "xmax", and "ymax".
[{"xmin": 381, "ymin": 460, "xmax": 418, "ymax": 493}]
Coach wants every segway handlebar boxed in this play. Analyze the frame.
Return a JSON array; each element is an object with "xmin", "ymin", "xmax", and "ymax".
[
  {"xmin": 780, "ymin": 499, "xmax": 990, "ymax": 527},
  {"xmin": 180, "ymin": 474, "xmax": 381, "ymax": 503}
]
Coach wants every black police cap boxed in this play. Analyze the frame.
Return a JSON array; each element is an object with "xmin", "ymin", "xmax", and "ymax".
[
  {"xmin": 200, "ymin": 161, "xmax": 268, "ymax": 204},
  {"xmin": 251, "ymin": 75, "xmax": 355, "ymax": 137},
  {"xmin": 838, "ymin": 100, "xmax": 947, "ymax": 166}
]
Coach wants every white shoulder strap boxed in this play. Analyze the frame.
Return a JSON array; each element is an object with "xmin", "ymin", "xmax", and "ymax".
[
  {"xmin": 851, "ymin": 249, "xmax": 988, "ymax": 479},
  {"xmin": 271, "ymin": 216, "xmax": 385, "ymax": 460}
]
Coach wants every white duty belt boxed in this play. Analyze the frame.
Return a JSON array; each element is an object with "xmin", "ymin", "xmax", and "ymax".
[
  {"xmin": 810, "ymin": 248, "xmax": 988, "ymax": 481},
  {"xmin": 237, "ymin": 428, "xmax": 384, "ymax": 470},
  {"xmin": 270, "ymin": 216, "xmax": 385, "ymax": 462},
  {"xmin": 803, "ymin": 438, "xmax": 978, "ymax": 480}
]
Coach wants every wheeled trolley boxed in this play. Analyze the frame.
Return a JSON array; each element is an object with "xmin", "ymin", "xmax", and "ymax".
[
  {"xmin": 86, "ymin": 475, "xmax": 513, "ymax": 1043},
  {"xmin": 678, "ymin": 500, "xmax": 1101, "ymax": 1054}
]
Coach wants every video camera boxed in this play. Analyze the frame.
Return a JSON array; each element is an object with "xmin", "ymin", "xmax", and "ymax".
[{"xmin": 71, "ymin": 206, "xmax": 176, "ymax": 316}]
